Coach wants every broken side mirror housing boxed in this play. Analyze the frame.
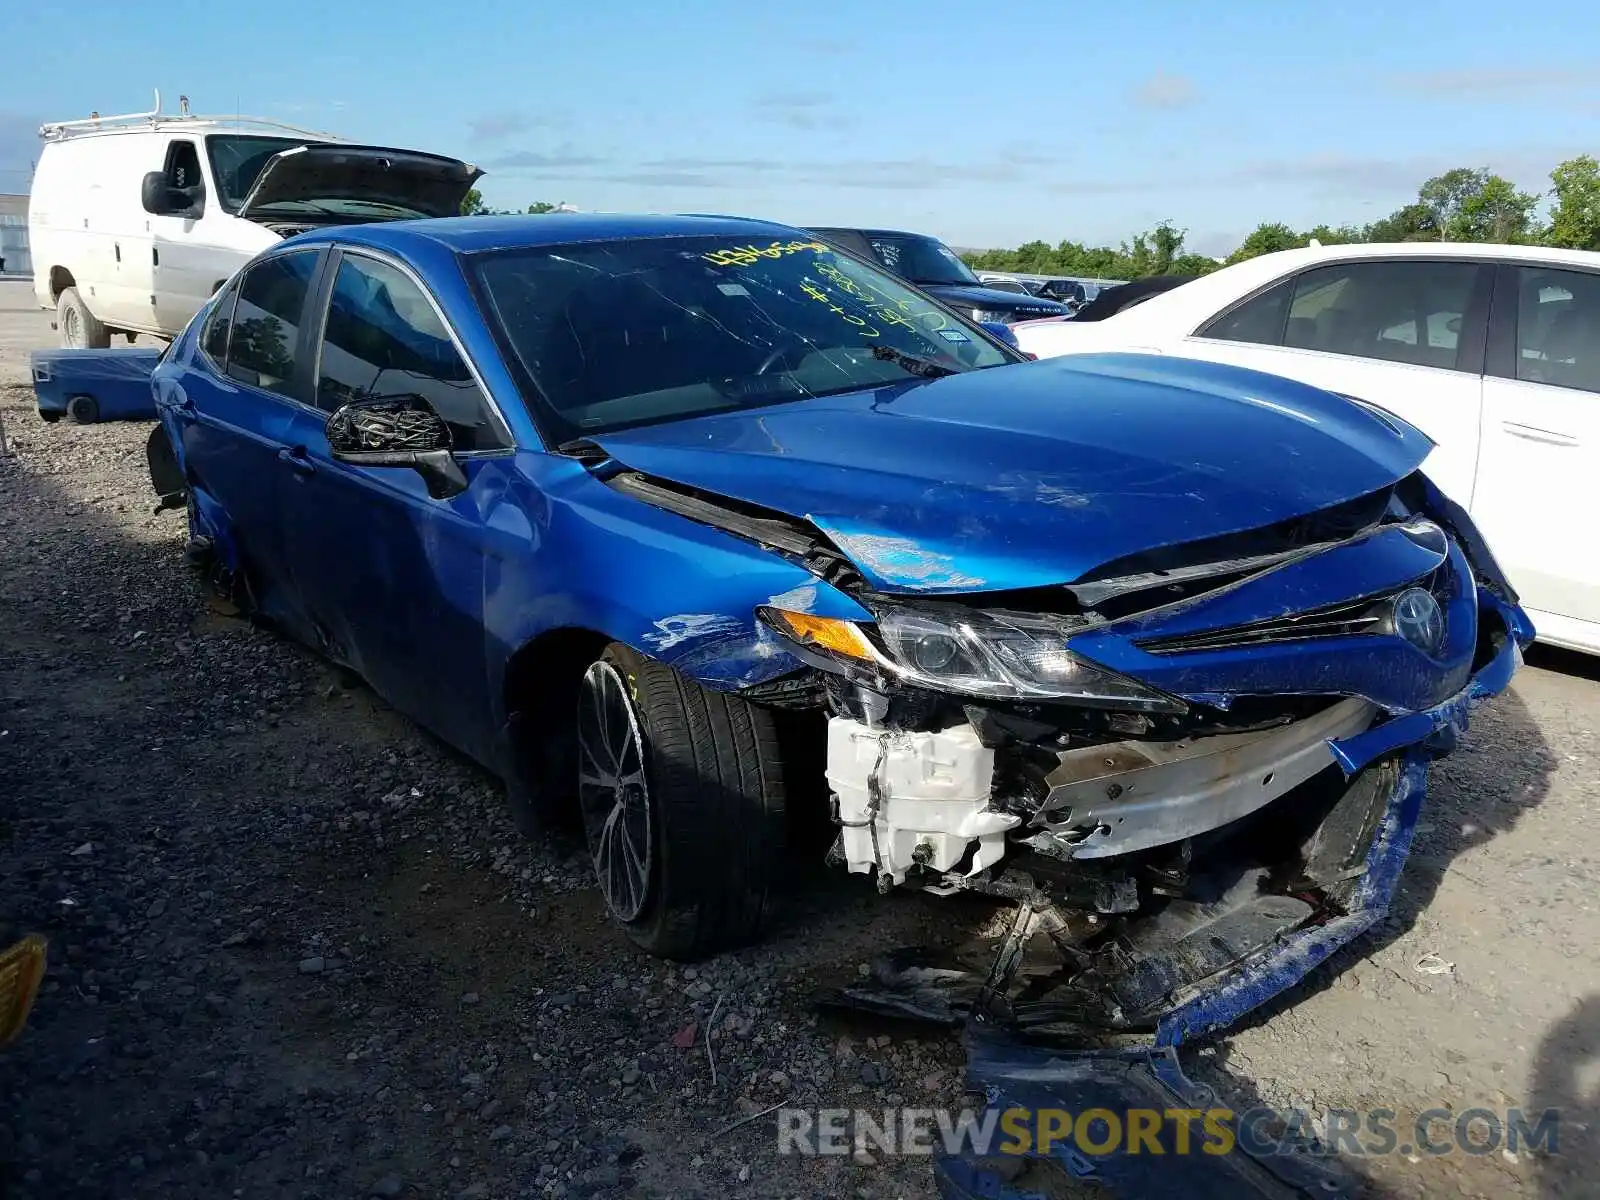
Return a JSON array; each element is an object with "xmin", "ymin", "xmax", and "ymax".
[{"xmin": 325, "ymin": 396, "xmax": 467, "ymax": 499}]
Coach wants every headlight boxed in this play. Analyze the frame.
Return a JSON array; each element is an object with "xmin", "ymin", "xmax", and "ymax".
[
  {"xmin": 759, "ymin": 604, "xmax": 1186, "ymax": 712},
  {"xmin": 970, "ymin": 308, "xmax": 1011, "ymax": 324}
]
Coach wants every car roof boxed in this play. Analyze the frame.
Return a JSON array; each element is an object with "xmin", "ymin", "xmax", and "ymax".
[
  {"xmin": 1080, "ymin": 239, "xmax": 1600, "ymax": 333},
  {"xmin": 809, "ymin": 226, "xmax": 930, "ymax": 240},
  {"xmin": 1225, "ymin": 240, "xmax": 1600, "ymax": 272},
  {"xmin": 315, "ymin": 212, "xmax": 810, "ymax": 256}
]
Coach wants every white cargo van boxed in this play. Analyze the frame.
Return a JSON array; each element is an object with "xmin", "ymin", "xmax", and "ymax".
[{"xmin": 30, "ymin": 93, "xmax": 481, "ymax": 347}]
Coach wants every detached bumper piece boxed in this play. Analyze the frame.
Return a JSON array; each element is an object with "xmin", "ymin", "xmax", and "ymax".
[
  {"xmin": 935, "ymin": 1028, "xmax": 1358, "ymax": 1199},
  {"xmin": 30, "ymin": 348, "xmax": 162, "ymax": 423}
]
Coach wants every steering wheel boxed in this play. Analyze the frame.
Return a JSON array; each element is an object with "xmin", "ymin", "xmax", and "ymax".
[{"xmin": 754, "ymin": 337, "xmax": 812, "ymax": 376}]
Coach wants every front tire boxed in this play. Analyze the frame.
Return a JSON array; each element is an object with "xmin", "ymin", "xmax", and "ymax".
[
  {"xmin": 57, "ymin": 287, "xmax": 111, "ymax": 350},
  {"xmin": 576, "ymin": 644, "xmax": 786, "ymax": 960}
]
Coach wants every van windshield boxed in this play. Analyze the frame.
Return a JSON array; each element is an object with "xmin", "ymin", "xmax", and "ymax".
[{"xmin": 205, "ymin": 134, "xmax": 315, "ymax": 212}]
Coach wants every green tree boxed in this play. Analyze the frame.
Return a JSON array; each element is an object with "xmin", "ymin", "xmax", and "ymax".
[
  {"xmin": 1418, "ymin": 168, "xmax": 1538, "ymax": 242},
  {"xmin": 1547, "ymin": 155, "xmax": 1600, "ymax": 251},
  {"xmin": 460, "ymin": 188, "xmax": 490, "ymax": 216},
  {"xmin": 526, "ymin": 201, "xmax": 569, "ymax": 214},
  {"xmin": 1364, "ymin": 203, "xmax": 1439, "ymax": 243},
  {"xmin": 1225, "ymin": 222, "xmax": 1304, "ymax": 264}
]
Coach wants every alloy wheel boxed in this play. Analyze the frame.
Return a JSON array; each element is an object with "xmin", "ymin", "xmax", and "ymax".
[{"xmin": 576, "ymin": 660, "xmax": 653, "ymax": 922}]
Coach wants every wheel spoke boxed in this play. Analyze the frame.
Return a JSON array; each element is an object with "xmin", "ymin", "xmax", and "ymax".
[{"xmin": 577, "ymin": 660, "xmax": 652, "ymax": 923}]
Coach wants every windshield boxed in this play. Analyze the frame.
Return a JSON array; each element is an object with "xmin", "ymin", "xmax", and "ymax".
[
  {"xmin": 205, "ymin": 135, "xmax": 311, "ymax": 212},
  {"xmin": 471, "ymin": 234, "xmax": 1017, "ymax": 442},
  {"xmin": 866, "ymin": 234, "xmax": 982, "ymax": 286}
]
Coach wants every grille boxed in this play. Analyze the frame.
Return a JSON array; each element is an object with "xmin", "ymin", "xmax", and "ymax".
[{"xmin": 1132, "ymin": 571, "xmax": 1451, "ymax": 655}]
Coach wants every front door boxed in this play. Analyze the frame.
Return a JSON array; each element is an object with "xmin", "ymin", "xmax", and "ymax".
[
  {"xmin": 150, "ymin": 137, "xmax": 223, "ymax": 335},
  {"xmin": 1471, "ymin": 263, "xmax": 1600, "ymax": 636},
  {"xmin": 277, "ymin": 248, "xmax": 514, "ymax": 763}
]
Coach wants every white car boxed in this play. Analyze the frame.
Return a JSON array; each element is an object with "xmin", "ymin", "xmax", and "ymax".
[
  {"xmin": 29, "ymin": 93, "xmax": 480, "ymax": 348},
  {"xmin": 1013, "ymin": 242, "xmax": 1600, "ymax": 655}
]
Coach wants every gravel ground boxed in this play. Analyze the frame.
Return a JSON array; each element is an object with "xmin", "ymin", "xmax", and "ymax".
[{"xmin": 1, "ymin": 279, "xmax": 1597, "ymax": 1199}]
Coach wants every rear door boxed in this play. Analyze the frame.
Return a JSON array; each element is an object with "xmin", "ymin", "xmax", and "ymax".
[
  {"xmin": 1181, "ymin": 258, "xmax": 1490, "ymax": 505},
  {"xmin": 170, "ymin": 247, "xmax": 325, "ymax": 626},
  {"xmin": 1470, "ymin": 262, "xmax": 1600, "ymax": 638},
  {"xmin": 276, "ymin": 246, "xmax": 513, "ymax": 762}
]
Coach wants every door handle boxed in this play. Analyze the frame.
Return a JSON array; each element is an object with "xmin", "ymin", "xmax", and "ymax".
[
  {"xmin": 277, "ymin": 446, "xmax": 317, "ymax": 476},
  {"xmin": 1502, "ymin": 421, "xmax": 1579, "ymax": 447},
  {"xmin": 114, "ymin": 243, "xmax": 121, "ymax": 263}
]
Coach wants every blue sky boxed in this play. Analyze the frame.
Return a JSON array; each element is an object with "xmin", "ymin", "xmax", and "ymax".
[{"xmin": 3, "ymin": 0, "xmax": 1596, "ymax": 255}]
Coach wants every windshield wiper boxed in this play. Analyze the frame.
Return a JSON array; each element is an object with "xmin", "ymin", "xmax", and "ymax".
[{"xmin": 871, "ymin": 344, "xmax": 959, "ymax": 379}]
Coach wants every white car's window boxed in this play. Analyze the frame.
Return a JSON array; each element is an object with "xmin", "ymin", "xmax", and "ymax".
[
  {"xmin": 1514, "ymin": 267, "xmax": 1600, "ymax": 394},
  {"xmin": 1204, "ymin": 260, "xmax": 1478, "ymax": 372}
]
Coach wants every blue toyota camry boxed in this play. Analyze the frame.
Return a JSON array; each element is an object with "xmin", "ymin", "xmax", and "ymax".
[{"xmin": 146, "ymin": 213, "xmax": 1529, "ymax": 1033}]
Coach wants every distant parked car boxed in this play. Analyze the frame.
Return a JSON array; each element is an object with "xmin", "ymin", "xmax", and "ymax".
[
  {"xmin": 1013, "ymin": 242, "xmax": 1600, "ymax": 655},
  {"xmin": 141, "ymin": 214, "xmax": 1526, "ymax": 999},
  {"xmin": 808, "ymin": 227, "xmax": 1071, "ymax": 324},
  {"xmin": 29, "ymin": 92, "xmax": 480, "ymax": 349}
]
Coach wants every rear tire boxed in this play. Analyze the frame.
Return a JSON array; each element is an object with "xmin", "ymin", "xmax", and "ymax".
[
  {"xmin": 57, "ymin": 287, "xmax": 111, "ymax": 350},
  {"xmin": 576, "ymin": 643, "xmax": 786, "ymax": 960}
]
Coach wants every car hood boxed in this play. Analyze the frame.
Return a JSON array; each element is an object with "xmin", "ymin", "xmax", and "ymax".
[
  {"xmin": 237, "ymin": 144, "xmax": 483, "ymax": 219},
  {"xmin": 919, "ymin": 282, "xmax": 1070, "ymax": 317},
  {"xmin": 591, "ymin": 353, "xmax": 1435, "ymax": 595}
]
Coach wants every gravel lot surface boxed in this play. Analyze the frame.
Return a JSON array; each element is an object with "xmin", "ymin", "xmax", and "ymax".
[{"xmin": 1, "ymin": 278, "xmax": 1596, "ymax": 1198}]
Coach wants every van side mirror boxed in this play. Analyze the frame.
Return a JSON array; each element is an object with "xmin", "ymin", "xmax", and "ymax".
[
  {"xmin": 141, "ymin": 172, "xmax": 195, "ymax": 217},
  {"xmin": 325, "ymin": 396, "xmax": 467, "ymax": 499}
]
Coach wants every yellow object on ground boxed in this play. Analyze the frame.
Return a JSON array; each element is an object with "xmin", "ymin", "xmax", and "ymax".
[{"xmin": 0, "ymin": 935, "xmax": 47, "ymax": 1047}]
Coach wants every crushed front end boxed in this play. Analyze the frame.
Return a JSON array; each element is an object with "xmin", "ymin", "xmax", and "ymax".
[{"xmin": 759, "ymin": 471, "xmax": 1532, "ymax": 1041}]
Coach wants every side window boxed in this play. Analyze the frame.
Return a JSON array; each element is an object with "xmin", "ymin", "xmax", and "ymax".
[
  {"xmin": 1513, "ymin": 267, "xmax": 1600, "ymax": 394},
  {"xmin": 1278, "ymin": 261, "xmax": 1477, "ymax": 370},
  {"xmin": 200, "ymin": 277, "xmax": 240, "ymax": 364},
  {"xmin": 226, "ymin": 251, "xmax": 319, "ymax": 398},
  {"xmin": 316, "ymin": 254, "xmax": 505, "ymax": 451},
  {"xmin": 163, "ymin": 140, "xmax": 205, "ymax": 215},
  {"xmin": 1199, "ymin": 279, "xmax": 1292, "ymax": 344}
]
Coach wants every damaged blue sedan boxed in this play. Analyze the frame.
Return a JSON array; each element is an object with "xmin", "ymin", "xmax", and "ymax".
[{"xmin": 145, "ymin": 215, "xmax": 1531, "ymax": 1034}]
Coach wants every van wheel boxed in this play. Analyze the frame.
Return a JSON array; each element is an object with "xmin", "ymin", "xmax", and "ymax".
[
  {"xmin": 57, "ymin": 288, "xmax": 111, "ymax": 350},
  {"xmin": 576, "ymin": 644, "xmax": 785, "ymax": 960}
]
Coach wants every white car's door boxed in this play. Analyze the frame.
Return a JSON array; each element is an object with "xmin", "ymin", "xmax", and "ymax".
[
  {"xmin": 1470, "ymin": 263, "xmax": 1600, "ymax": 647},
  {"xmin": 1176, "ymin": 258, "xmax": 1490, "ymax": 506}
]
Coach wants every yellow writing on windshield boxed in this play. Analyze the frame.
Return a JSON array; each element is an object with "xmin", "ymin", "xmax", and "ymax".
[
  {"xmin": 814, "ymin": 262, "xmax": 949, "ymax": 335},
  {"xmin": 799, "ymin": 281, "xmax": 880, "ymax": 337},
  {"xmin": 702, "ymin": 240, "xmax": 831, "ymax": 267}
]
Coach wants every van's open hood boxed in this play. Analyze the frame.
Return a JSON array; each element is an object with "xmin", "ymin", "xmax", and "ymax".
[{"xmin": 237, "ymin": 144, "xmax": 482, "ymax": 219}]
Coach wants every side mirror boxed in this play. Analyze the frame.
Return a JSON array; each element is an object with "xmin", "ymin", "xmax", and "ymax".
[
  {"xmin": 325, "ymin": 396, "xmax": 467, "ymax": 499},
  {"xmin": 141, "ymin": 172, "xmax": 173, "ymax": 215},
  {"xmin": 141, "ymin": 172, "xmax": 197, "ymax": 217}
]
